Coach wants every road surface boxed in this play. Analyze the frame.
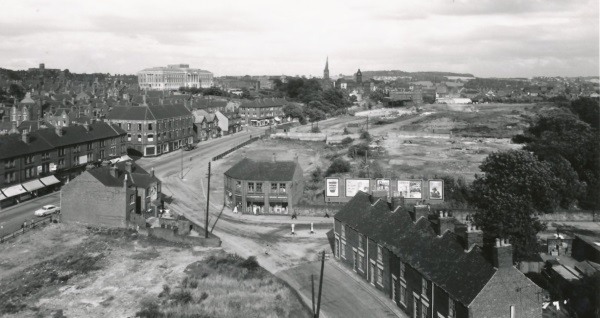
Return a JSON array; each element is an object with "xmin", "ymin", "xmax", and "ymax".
[{"xmin": 0, "ymin": 192, "xmax": 60, "ymax": 237}]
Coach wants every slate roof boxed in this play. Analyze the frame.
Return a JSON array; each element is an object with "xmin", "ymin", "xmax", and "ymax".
[
  {"xmin": 106, "ymin": 104, "xmax": 192, "ymax": 121},
  {"xmin": 334, "ymin": 191, "xmax": 497, "ymax": 307},
  {"xmin": 0, "ymin": 122, "xmax": 126, "ymax": 160},
  {"xmin": 224, "ymin": 158, "xmax": 298, "ymax": 182},
  {"xmin": 88, "ymin": 161, "xmax": 158, "ymax": 188},
  {"xmin": 239, "ymin": 98, "xmax": 289, "ymax": 109}
]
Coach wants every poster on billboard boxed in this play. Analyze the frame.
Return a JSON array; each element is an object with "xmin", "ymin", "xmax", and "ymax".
[
  {"xmin": 325, "ymin": 178, "xmax": 339, "ymax": 197},
  {"xmin": 345, "ymin": 179, "xmax": 371, "ymax": 197},
  {"xmin": 408, "ymin": 180, "xmax": 422, "ymax": 199},
  {"xmin": 375, "ymin": 179, "xmax": 390, "ymax": 191},
  {"xmin": 429, "ymin": 180, "xmax": 444, "ymax": 200},
  {"xmin": 397, "ymin": 181, "xmax": 409, "ymax": 198}
]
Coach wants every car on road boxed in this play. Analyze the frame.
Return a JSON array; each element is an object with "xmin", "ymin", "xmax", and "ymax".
[
  {"xmin": 183, "ymin": 144, "xmax": 196, "ymax": 151},
  {"xmin": 34, "ymin": 204, "xmax": 60, "ymax": 217}
]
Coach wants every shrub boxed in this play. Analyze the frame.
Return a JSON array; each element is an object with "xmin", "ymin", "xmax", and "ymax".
[
  {"xmin": 348, "ymin": 143, "xmax": 369, "ymax": 159},
  {"xmin": 343, "ymin": 127, "xmax": 350, "ymax": 135},
  {"xmin": 136, "ymin": 299, "xmax": 162, "ymax": 318},
  {"xmin": 360, "ymin": 131, "xmax": 371, "ymax": 141},
  {"xmin": 326, "ymin": 158, "xmax": 351, "ymax": 176},
  {"xmin": 311, "ymin": 126, "xmax": 321, "ymax": 133},
  {"xmin": 158, "ymin": 284, "xmax": 170, "ymax": 298},
  {"xmin": 240, "ymin": 256, "xmax": 260, "ymax": 271},
  {"xmin": 170, "ymin": 290, "xmax": 193, "ymax": 304},
  {"xmin": 340, "ymin": 137, "xmax": 353, "ymax": 145}
]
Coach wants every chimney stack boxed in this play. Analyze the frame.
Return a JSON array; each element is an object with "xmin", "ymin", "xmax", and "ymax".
[
  {"xmin": 493, "ymin": 238, "xmax": 513, "ymax": 269},
  {"xmin": 460, "ymin": 224, "xmax": 484, "ymax": 251},
  {"xmin": 21, "ymin": 129, "xmax": 30, "ymax": 143},
  {"xmin": 109, "ymin": 165, "xmax": 117, "ymax": 178},
  {"xmin": 125, "ymin": 161, "xmax": 132, "ymax": 173},
  {"xmin": 411, "ymin": 204, "xmax": 430, "ymax": 222},
  {"xmin": 55, "ymin": 126, "xmax": 63, "ymax": 137},
  {"xmin": 437, "ymin": 210, "xmax": 455, "ymax": 235},
  {"xmin": 389, "ymin": 193, "xmax": 404, "ymax": 212}
]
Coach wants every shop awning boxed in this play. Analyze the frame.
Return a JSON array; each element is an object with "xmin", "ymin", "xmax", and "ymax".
[
  {"xmin": 0, "ymin": 192, "xmax": 7, "ymax": 200},
  {"xmin": 22, "ymin": 179, "xmax": 46, "ymax": 192},
  {"xmin": 40, "ymin": 175, "xmax": 61, "ymax": 186},
  {"xmin": 1, "ymin": 184, "xmax": 27, "ymax": 198},
  {"xmin": 274, "ymin": 117, "xmax": 281, "ymax": 121}
]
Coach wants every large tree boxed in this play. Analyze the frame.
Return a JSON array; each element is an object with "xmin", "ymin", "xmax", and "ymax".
[{"xmin": 469, "ymin": 150, "xmax": 562, "ymax": 261}]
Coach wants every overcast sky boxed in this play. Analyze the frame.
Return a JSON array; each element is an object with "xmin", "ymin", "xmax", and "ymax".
[{"xmin": 1, "ymin": 0, "xmax": 598, "ymax": 78}]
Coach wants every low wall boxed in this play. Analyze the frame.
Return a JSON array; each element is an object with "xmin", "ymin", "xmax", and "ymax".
[
  {"xmin": 387, "ymin": 131, "xmax": 450, "ymax": 139},
  {"xmin": 147, "ymin": 227, "xmax": 221, "ymax": 247},
  {"xmin": 271, "ymin": 132, "xmax": 327, "ymax": 141},
  {"xmin": 295, "ymin": 205, "xmax": 341, "ymax": 216}
]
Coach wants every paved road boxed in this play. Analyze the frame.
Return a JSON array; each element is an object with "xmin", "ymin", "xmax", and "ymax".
[{"xmin": 0, "ymin": 192, "xmax": 60, "ymax": 237}]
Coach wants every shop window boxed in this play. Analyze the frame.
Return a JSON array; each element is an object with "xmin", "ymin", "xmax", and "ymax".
[
  {"xmin": 248, "ymin": 182, "xmax": 254, "ymax": 192},
  {"xmin": 256, "ymin": 183, "xmax": 262, "ymax": 193},
  {"xmin": 279, "ymin": 183, "xmax": 286, "ymax": 193}
]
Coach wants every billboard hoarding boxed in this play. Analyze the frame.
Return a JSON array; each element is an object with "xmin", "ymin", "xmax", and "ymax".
[
  {"xmin": 325, "ymin": 178, "xmax": 339, "ymax": 197},
  {"xmin": 429, "ymin": 180, "xmax": 443, "ymax": 200},
  {"xmin": 408, "ymin": 180, "xmax": 422, "ymax": 199},
  {"xmin": 345, "ymin": 179, "xmax": 371, "ymax": 197},
  {"xmin": 375, "ymin": 179, "xmax": 390, "ymax": 191}
]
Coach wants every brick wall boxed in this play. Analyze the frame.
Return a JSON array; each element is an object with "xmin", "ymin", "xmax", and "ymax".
[{"xmin": 61, "ymin": 173, "xmax": 130, "ymax": 228}]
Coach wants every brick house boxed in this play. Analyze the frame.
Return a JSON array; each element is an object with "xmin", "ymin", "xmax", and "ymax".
[
  {"xmin": 106, "ymin": 103, "xmax": 194, "ymax": 157},
  {"xmin": 0, "ymin": 122, "xmax": 127, "ymax": 208},
  {"xmin": 333, "ymin": 191, "xmax": 542, "ymax": 318},
  {"xmin": 61, "ymin": 161, "xmax": 161, "ymax": 228},
  {"xmin": 239, "ymin": 98, "xmax": 288, "ymax": 127},
  {"xmin": 223, "ymin": 156, "xmax": 303, "ymax": 214},
  {"xmin": 192, "ymin": 109, "xmax": 220, "ymax": 142}
]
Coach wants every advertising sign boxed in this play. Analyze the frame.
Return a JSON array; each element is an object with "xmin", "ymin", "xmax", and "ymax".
[
  {"xmin": 375, "ymin": 179, "xmax": 390, "ymax": 191},
  {"xmin": 408, "ymin": 180, "xmax": 422, "ymax": 199},
  {"xmin": 345, "ymin": 179, "xmax": 371, "ymax": 197},
  {"xmin": 79, "ymin": 155, "xmax": 88, "ymax": 164},
  {"xmin": 325, "ymin": 178, "xmax": 339, "ymax": 197},
  {"xmin": 397, "ymin": 181, "xmax": 410, "ymax": 198},
  {"xmin": 50, "ymin": 163, "xmax": 57, "ymax": 172},
  {"xmin": 429, "ymin": 180, "xmax": 444, "ymax": 200}
]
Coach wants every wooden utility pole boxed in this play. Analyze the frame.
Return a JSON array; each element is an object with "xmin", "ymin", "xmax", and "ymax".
[
  {"xmin": 205, "ymin": 161, "xmax": 211, "ymax": 238},
  {"xmin": 316, "ymin": 250, "xmax": 325, "ymax": 318},
  {"xmin": 311, "ymin": 274, "xmax": 315, "ymax": 316},
  {"xmin": 180, "ymin": 147, "xmax": 183, "ymax": 179}
]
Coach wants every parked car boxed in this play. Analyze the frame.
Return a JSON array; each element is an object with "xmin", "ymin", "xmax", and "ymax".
[
  {"xmin": 34, "ymin": 204, "xmax": 60, "ymax": 217},
  {"xmin": 183, "ymin": 144, "xmax": 196, "ymax": 151}
]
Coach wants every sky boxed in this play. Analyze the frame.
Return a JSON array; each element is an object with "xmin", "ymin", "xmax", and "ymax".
[{"xmin": 1, "ymin": 0, "xmax": 598, "ymax": 78}]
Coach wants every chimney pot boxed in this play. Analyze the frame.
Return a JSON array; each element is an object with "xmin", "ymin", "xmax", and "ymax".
[
  {"xmin": 493, "ymin": 238, "xmax": 513, "ymax": 268},
  {"xmin": 125, "ymin": 161, "xmax": 132, "ymax": 173}
]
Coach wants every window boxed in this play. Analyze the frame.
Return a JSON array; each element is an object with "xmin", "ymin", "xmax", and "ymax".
[
  {"xmin": 100, "ymin": 140, "xmax": 106, "ymax": 147},
  {"xmin": 87, "ymin": 153, "xmax": 93, "ymax": 162},
  {"xmin": 24, "ymin": 155, "xmax": 34, "ymax": 164},
  {"xmin": 377, "ymin": 245, "xmax": 383, "ymax": 263},
  {"xmin": 248, "ymin": 182, "xmax": 254, "ymax": 192},
  {"xmin": 358, "ymin": 235, "xmax": 363, "ymax": 250},
  {"xmin": 4, "ymin": 171, "xmax": 16, "ymax": 182},
  {"xmin": 358, "ymin": 253, "xmax": 364, "ymax": 272},
  {"xmin": 400, "ymin": 261, "xmax": 406, "ymax": 281},
  {"xmin": 130, "ymin": 194, "xmax": 135, "ymax": 204},
  {"xmin": 377, "ymin": 267, "xmax": 383, "ymax": 286},
  {"xmin": 148, "ymin": 123, "xmax": 153, "ymax": 130},
  {"xmin": 271, "ymin": 183, "xmax": 277, "ymax": 192},
  {"xmin": 400, "ymin": 283, "xmax": 407, "ymax": 305},
  {"xmin": 58, "ymin": 159, "xmax": 65, "ymax": 167},
  {"xmin": 448, "ymin": 298, "xmax": 455, "ymax": 318},
  {"xmin": 148, "ymin": 134, "xmax": 154, "ymax": 142},
  {"xmin": 422, "ymin": 278, "xmax": 428, "ymax": 297},
  {"xmin": 137, "ymin": 134, "xmax": 142, "ymax": 142},
  {"xmin": 100, "ymin": 150, "xmax": 105, "ymax": 159},
  {"xmin": 73, "ymin": 145, "xmax": 80, "ymax": 152},
  {"xmin": 421, "ymin": 301, "xmax": 428, "ymax": 318},
  {"xmin": 58, "ymin": 147, "xmax": 65, "ymax": 156},
  {"xmin": 25, "ymin": 166, "xmax": 36, "ymax": 178},
  {"xmin": 112, "ymin": 138, "xmax": 116, "ymax": 145},
  {"xmin": 73, "ymin": 155, "xmax": 79, "ymax": 165},
  {"xmin": 256, "ymin": 182, "xmax": 262, "ymax": 193},
  {"xmin": 341, "ymin": 225, "xmax": 346, "ymax": 238},
  {"xmin": 127, "ymin": 134, "xmax": 132, "ymax": 141},
  {"xmin": 279, "ymin": 183, "xmax": 286, "ymax": 193},
  {"xmin": 341, "ymin": 241, "xmax": 346, "ymax": 259},
  {"xmin": 41, "ymin": 152, "xmax": 50, "ymax": 160},
  {"xmin": 4, "ymin": 159, "xmax": 15, "ymax": 168},
  {"xmin": 127, "ymin": 123, "xmax": 131, "ymax": 130},
  {"xmin": 138, "ymin": 123, "xmax": 142, "ymax": 130},
  {"xmin": 236, "ymin": 181, "xmax": 241, "ymax": 189},
  {"xmin": 110, "ymin": 146, "xmax": 117, "ymax": 156},
  {"xmin": 87, "ymin": 143, "xmax": 93, "ymax": 150}
]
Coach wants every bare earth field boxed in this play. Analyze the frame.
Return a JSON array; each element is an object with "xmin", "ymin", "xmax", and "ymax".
[{"xmin": 0, "ymin": 223, "xmax": 309, "ymax": 318}]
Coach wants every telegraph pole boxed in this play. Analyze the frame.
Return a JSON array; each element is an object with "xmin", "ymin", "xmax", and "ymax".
[
  {"xmin": 205, "ymin": 161, "xmax": 211, "ymax": 238},
  {"xmin": 180, "ymin": 147, "xmax": 183, "ymax": 179},
  {"xmin": 311, "ymin": 274, "xmax": 315, "ymax": 317},
  {"xmin": 316, "ymin": 250, "xmax": 325, "ymax": 318}
]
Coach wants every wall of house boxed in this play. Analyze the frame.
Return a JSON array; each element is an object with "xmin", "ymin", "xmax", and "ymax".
[
  {"xmin": 61, "ymin": 173, "xmax": 131, "ymax": 228},
  {"xmin": 469, "ymin": 268, "xmax": 542, "ymax": 318}
]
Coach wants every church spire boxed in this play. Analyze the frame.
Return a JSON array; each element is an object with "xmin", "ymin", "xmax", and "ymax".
[{"xmin": 323, "ymin": 57, "xmax": 330, "ymax": 80}]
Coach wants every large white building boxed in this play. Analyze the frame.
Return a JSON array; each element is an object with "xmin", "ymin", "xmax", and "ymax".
[{"xmin": 137, "ymin": 64, "xmax": 213, "ymax": 90}]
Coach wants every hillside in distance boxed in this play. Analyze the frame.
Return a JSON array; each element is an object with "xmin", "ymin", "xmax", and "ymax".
[{"xmin": 362, "ymin": 70, "xmax": 475, "ymax": 82}]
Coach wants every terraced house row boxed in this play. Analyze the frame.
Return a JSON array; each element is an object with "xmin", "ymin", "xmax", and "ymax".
[
  {"xmin": 0, "ymin": 122, "xmax": 127, "ymax": 208},
  {"xmin": 333, "ymin": 191, "xmax": 542, "ymax": 318}
]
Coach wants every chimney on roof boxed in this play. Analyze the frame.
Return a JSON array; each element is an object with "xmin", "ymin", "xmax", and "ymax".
[
  {"xmin": 125, "ymin": 161, "xmax": 132, "ymax": 173},
  {"xmin": 55, "ymin": 126, "xmax": 63, "ymax": 137},
  {"xmin": 493, "ymin": 238, "xmax": 513, "ymax": 269},
  {"xmin": 21, "ymin": 129, "xmax": 30, "ymax": 143},
  {"xmin": 437, "ymin": 210, "xmax": 455, "ymax": 235},
  {"xmin": 151, "ymin": 167, "xmax": 155, "ymax": 177},
  {"xmin": 459, "ymin": 224, "xmax": 484, "ymax": 251},
  {"xmin": 411, "ymin": 204, "xmax": 430, "ymax": 222},
  {"xmin": 389, "ymin": 193, "xmax": 404, "ymax": 212},
  {"xmin": 109, "ymin": 165, "xmax": 117, "ymax": 178}
]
